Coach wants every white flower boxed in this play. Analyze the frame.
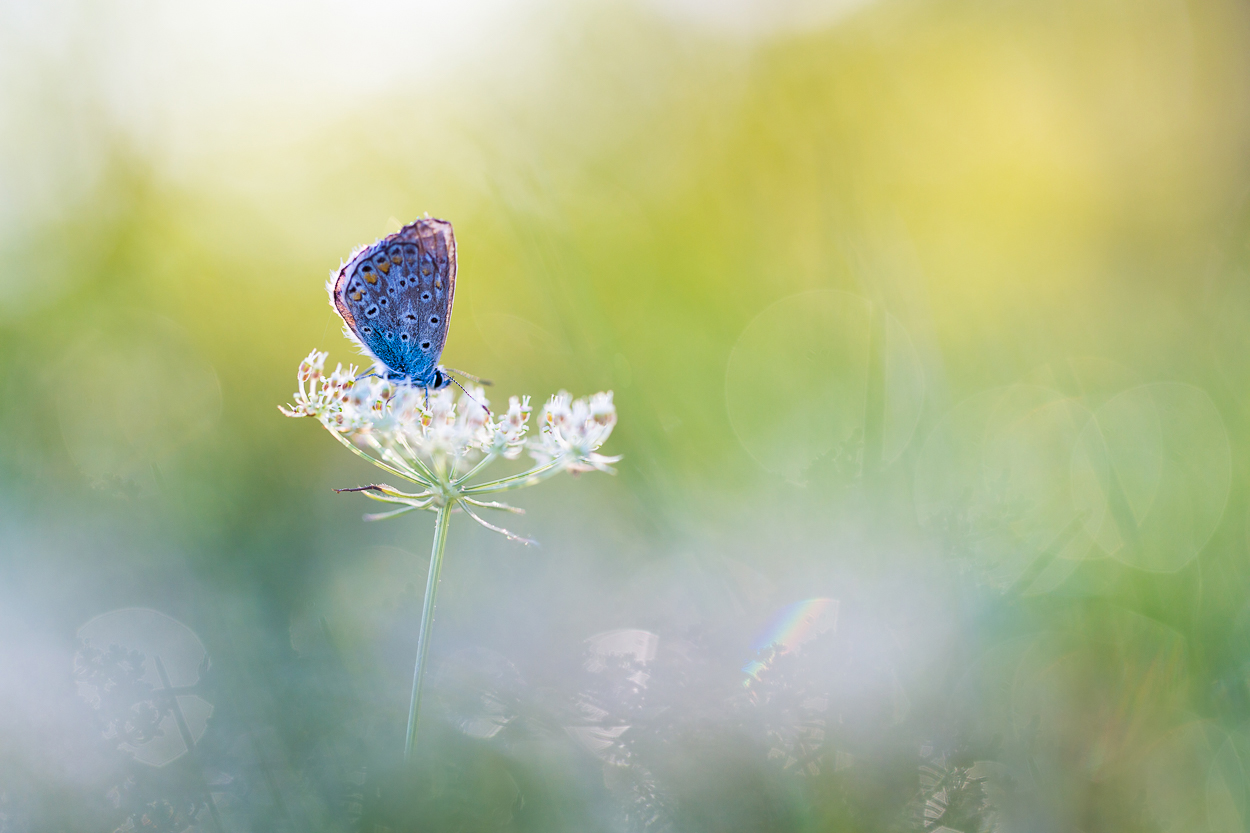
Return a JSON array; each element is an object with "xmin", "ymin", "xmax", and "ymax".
[
  {"xmin": 490, "ymin": 396, "xmax": 532, "ymax": 460},
  {"xmin": 280, "ymin": 350, "xmax": 619, "ymax": 542},
  {"xmin": 279, "ymin": 350, "xmax": 331, "ymax": 417},
  {"xmin": 532, "ymin": 390, "xmax": 621, "ymax": 474}
]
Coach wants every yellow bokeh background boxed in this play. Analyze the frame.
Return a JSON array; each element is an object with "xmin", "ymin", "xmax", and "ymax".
[{"xmin": 4, "ymin": 0, "xmax": 1250, "ymax": 829}]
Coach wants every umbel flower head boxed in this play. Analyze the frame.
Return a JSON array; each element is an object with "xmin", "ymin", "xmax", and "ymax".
[{"xmin": 280, "ymin": 350, "xmax": 620, "ymax": 543}]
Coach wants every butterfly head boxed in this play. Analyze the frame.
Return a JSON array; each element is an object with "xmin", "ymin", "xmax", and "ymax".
[
  {"xmin": 383, "ymin": 367, "xmax": 453, "ymax": 390},
  {"xmin": 430, "ymin": 368, "xmax": 453, "ymax": 390}
]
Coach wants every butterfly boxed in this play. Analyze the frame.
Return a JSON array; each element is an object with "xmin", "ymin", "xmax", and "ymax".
[{"xmin": 329, "ymin": 217, "xmax": 485, "ymax": 401}]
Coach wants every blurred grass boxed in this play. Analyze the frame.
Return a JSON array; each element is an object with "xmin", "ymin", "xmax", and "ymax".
[{"xmin": 5, "ymin": 0, "xmax": 1250, "ymax": 830}]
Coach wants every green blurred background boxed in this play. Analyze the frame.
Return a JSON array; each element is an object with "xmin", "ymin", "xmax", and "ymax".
[{"xmin": 5, "ymin": 0, "xmax": 1250, "ymax": 830}]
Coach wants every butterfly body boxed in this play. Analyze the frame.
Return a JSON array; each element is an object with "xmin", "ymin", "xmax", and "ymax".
[{"xmin": 329, "ymin": 218, "xmax": 457, "ymax": 391}]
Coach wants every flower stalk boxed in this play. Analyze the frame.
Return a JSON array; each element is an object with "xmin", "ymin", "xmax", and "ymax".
[
  {"xmin": 406, "ymin": 501, "xmax": 451, "ymax": 760},
  {"xmin": 281, "ymin": 350, "xmax": 620, "ymax": 760}
]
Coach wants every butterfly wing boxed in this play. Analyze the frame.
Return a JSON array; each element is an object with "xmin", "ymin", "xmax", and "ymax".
[{"xmin": 330, "ymin": 218, "xmax": 457, "ymax": 383}]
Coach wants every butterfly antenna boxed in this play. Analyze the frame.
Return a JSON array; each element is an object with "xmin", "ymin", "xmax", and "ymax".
[
  {"xmin": 448, "ymin": 375, "xmax": 492, "ymax": 417},
  {"xmin": 446, "ymin": 367, "xmax": 493, "ymax": 386}
]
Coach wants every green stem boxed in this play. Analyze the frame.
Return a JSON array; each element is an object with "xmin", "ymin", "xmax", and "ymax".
[
  {"xmin": 453, "ymin": 451, "xmax": 497, "ymax": 487},
  {"xmin": 393, "ymin": 433, "xmax": 441, "ymax": 485},
  {"xmin": 324, "ymin": 427, "xmax": 431, "ymax": 488},
  {"xmin": 404, "ymin": 500, "xmax": 453, "ymax": 762},
  {"xmin": 463, "ymin": 458, "xmax": 565, "ymax": 495}
]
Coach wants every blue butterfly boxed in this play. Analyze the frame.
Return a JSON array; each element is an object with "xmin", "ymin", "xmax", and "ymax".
[{"xmin": 330, "ymin": 217, "xmax": 484, "ymax": 399}]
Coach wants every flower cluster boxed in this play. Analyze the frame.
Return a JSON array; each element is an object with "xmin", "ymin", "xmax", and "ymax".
[
  {"xmin": 534, "ymin": 391, "xmax": 619, "ymax": 474},
  {"xmin": 280, "ymin": 350, "xmax": 620, "ymax": 542}
]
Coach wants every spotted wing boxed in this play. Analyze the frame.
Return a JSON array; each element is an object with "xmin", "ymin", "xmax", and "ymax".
[{"xmin": 331, "ymin": 218, "xmax": 457, "ymax": 382}]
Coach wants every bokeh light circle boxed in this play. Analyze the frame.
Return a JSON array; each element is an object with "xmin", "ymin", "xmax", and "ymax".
[
  {"xmin": 1071, "ymin": 382, "xmax": 1230, "ymax": 572},
  {"xmin": 76, "ymin": 608, "xmax": 212, "ymax": 767},
  {"xmin": 914, "ymin": 385, "xmax": 1100, "ymax": 591},
  {"xmin": 726, "ymin": 290, "xmax": 924, "ymax": 482}
]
